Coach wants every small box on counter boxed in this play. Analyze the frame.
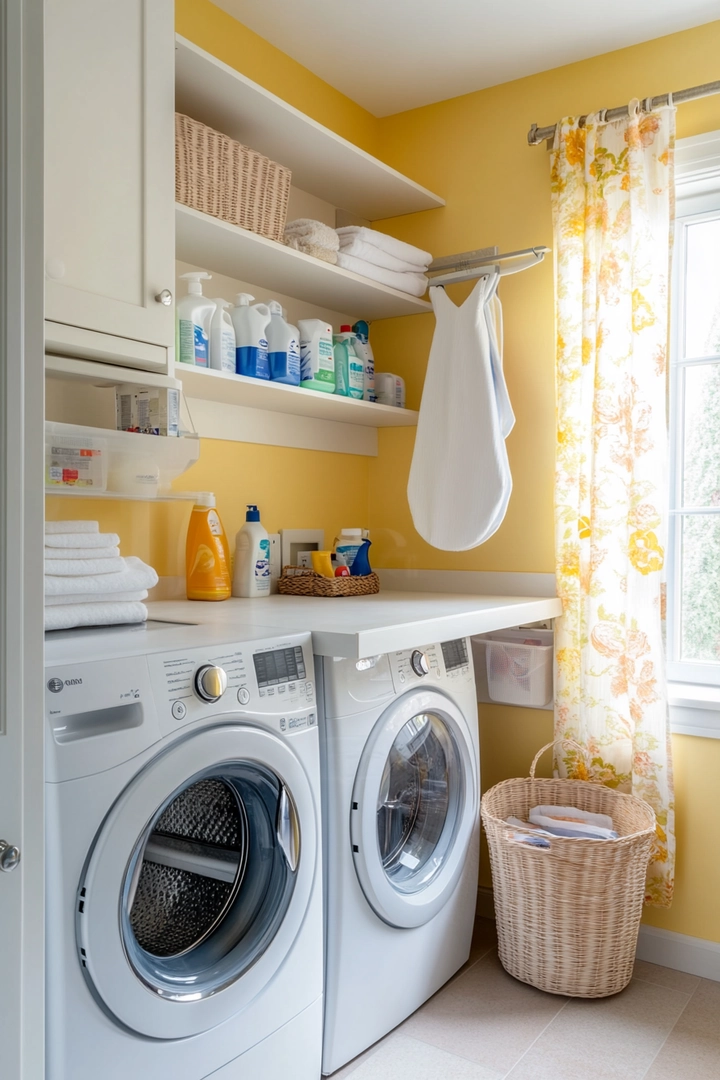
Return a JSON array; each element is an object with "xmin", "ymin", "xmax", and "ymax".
[{"xmin": 115, "ymin": 385, "xmax": 180, "ymax": 437}]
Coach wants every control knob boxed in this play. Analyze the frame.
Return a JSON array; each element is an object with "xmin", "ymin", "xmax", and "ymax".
[
  {"xmin": 194, "ymin": 664, "xmax": 228, "ymax": 703},
  {"xmin": 410, "ymin": 650, "xmax": 430, "ymax": 677}
]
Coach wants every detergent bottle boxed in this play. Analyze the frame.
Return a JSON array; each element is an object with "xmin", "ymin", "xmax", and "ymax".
[
  {"xmin": 267, "ymin": 301, "xmax": 301, "ymax": 385},
  {"xmin": 209, "ymin": 298, "xmax": 236, "ymax": 373},
  {"xmin": 185, "ymin": 494, "xmax": 231, "ymax": 601},
  {"xmin": 177, "ymin": 272, "xmax": 214, "ymax": 367},
  {"xmin": 231, "ymin": 293, "xmax": 271, "ymax": 379},
  {"xmin": 232, "ymin": 505, "xmax": 271, "ymax": 598}
]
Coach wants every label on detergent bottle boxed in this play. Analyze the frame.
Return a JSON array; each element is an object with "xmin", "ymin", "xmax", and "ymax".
[
  {"xmin": 220, "ymin": 334, "xmax": 235, "ymax": 373},
  {"xmin": 192, "ymin": 323, "xmax": 209, "ymax": 367},
  {"xmin": 236, "ymin": 339, "xmax": 269, "ymax": 379},
  {"xmin": 286, "ymin": 340, "xmax": 300, "ymax": 380},
  {"xmin": 348, "ymin": 358, "xmax": 365, "ymax": 398},
  {"xmin": 207, "ymin": 510, "xmax": 223, "ymax": 536},
  {"xmin": 301, "ymin": 338, "xmax": 334, "ymax": 384},
  {"xmin": 178, "ymin": 318, "xmax": 205, "ymax": 366},
  {"xmin": 256, "ymin": 538, "xmax": 271, "ymax": 592}
]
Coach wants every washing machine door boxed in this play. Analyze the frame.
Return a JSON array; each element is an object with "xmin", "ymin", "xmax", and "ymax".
[
  {"xmin": 77, "ymin": 723, "xmax": 317, "ymax": 1040},
  {"xmin": 350, "ymin": 688, "xmax": 477, "ymax": 929}
]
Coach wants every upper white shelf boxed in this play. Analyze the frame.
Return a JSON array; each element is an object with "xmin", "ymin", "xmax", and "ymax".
[
  {"xmin": 175, "ymin": 36, "xmax": 445, "ymax": 221},
  {"xmin": 176, "ymin": 204, "xmax": 432, "ymax": 320},
  {"xmin": 177, "ymin": 366, "xmax": 419, "ymax": 429}
]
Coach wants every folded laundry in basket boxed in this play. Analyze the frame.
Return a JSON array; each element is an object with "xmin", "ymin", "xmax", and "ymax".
[
  {"xmin": 45, "ymin": 601, "xmax": 148, "ymax": 632},
  {"xmin": 45, "ymin": 556, "xmax": 125, "ymax": 577},
  {"xmin": 45, "ymin": 556, "xmax": 158, "ymax": 596},
  {"xmin": 45, "ymin": 545, "xmax": 120, "ymax": 561},
  {"xmin": 528, "ymin": 805, "xmax": 617, "ymax": 840},
  {"xmin": 44, "ymin": 589, "xmax": 149, "ymax": 607},
  {"xmin": 45, "ymin": 520, "xmax": 99, "ymax": 535},
  {"xmin": 336, "ymin": 252, "xmax": 428, "ymax": 297},
  {"xmin": 44, "ymin": 531, "xmax": 120, "ymax": 549},
  {"xmin": 336, "ymin": 226, "xmax": 432, "ymax": 269}
]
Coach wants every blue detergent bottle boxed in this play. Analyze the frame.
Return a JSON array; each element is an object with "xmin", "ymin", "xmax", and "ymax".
[
  {"xmin": 350, "ymin": 538, "xmax": 372, "ymax": 576},
  {"xmin": 266, "ymin": 301, "xmax": 301, "ymax": 385},
  {"xmin": 230, "ymin": 293, "xmax": 271, "ymax": 379}
]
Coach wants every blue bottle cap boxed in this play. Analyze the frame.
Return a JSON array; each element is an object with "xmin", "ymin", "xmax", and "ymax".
[{"xmin": 246, "ymin": 504, "xmax": 260, "ymax": 521}]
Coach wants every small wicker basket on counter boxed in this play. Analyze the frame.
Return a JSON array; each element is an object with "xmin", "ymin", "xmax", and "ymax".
[
  {"xmin": 277, "ymin": 567, "xmax": 380, "ymax": 598},
  {"xmin": 481, "ymin": 740, "xmax": 656, "ymax": 998},
  {"xmin": 175, "ymin": 113, "xmax": 291, "ymax": 242}
]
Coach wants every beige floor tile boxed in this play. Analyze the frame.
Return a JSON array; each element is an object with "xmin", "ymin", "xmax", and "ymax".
[
  {"xmin": 343, "ymin": 1033, "xmax": 503, "ymax": 1080},
  {"xmin": 399, "ymin": 950, "xmax": 567, "ymax": 1074},
  {"xmin": 632, "ymin": 959, "xmax": 701, "ymax": 994},
  {"xmin": 327, "ymin": 1038, "xmax": 387, "ymax": 1079},
  {"xmin": 505, "ymin": 976, "xmax": 692, "ymax": 1080},
  {"xmin": 643, "ymin": 978, "xmax": 720, "ymax": 1079}
]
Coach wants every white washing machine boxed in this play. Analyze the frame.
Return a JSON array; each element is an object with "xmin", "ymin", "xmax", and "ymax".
[
  {"xmin": 318, "ymin": 637, "xmax": 480, "ymax": 1075},
  {"xmin": 45, "ymin": 619, "xmax": 323, "ymax": 1080}
]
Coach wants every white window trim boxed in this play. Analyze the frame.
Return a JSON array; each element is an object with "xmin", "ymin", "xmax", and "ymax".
[{"xmin": 668, "ymin": 129, "xmax": 720, "ymax": 738}]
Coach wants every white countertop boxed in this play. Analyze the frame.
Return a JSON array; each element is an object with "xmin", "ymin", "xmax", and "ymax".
[{"xmin": 148, "ymin": 592, "xmax": 562, "ymax": 659}]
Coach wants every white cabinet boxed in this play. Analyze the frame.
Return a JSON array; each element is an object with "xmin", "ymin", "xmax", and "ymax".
[{"xmin": 44, "ymin": 0, "xmax": 175, "ymax": 370}]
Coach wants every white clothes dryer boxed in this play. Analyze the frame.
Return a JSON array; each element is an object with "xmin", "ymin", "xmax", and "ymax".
[
  {"xmin": 45, "ymin": 620, "xmax": 323, "ymax": 1080},
  {"xmin": 318, "ymin": 638, "xmax": 480, "ymax": 1075}
]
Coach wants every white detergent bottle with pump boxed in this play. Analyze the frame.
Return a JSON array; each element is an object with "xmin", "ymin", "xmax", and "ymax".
[
  {"xmin": 231, "ymin": 293, "xmax": 271, "ymax": 380},
  {"xmin": 178, "ymin": 272, "xmax": 214, "ymax": 367},
  {"xmin": 298, "ymin": 319, "xmax": 335, "ymax": 393},
  {"xmin": 232, "ymin": 504, "xmax": 270, "ymax": 597},
  {"xmin": 209, "ymin": 299, "xmax": 236, "ymax": 373},
  {"xmin": 267, "ymin": 301, "xmax": 300, "ymax": 385}
]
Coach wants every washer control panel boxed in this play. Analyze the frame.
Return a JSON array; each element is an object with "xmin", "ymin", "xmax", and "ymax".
[{"xmin": 390, "ymin": 637, "xmax": 473, "ymax": 690}]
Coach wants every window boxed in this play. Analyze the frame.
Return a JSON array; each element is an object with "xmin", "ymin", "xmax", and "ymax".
[{"xmin": 668, "ymin": 132, "xmax": 720, "ymax": 687}]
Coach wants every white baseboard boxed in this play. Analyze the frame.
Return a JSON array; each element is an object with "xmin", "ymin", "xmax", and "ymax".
[{"xmin": 636, "ymin": 924, "xmax": 720, "ymax": 982}]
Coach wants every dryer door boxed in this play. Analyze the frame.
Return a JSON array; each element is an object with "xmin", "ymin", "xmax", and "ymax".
[
  {"xmin": 351, "ymin": 688, "xmax": 477, "ymax": 929},
  {"xmin": 77, "ymin": 723, "xmax": 317, "ymax": 1040}
]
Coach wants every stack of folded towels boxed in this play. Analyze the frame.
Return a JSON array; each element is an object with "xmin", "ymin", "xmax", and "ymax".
[
  {"xmin": 507, "ymin": 805, "xmax": 618, "ymax": 848},
  {"xmin": 336, "ymin": 226, "xmax": 432, "ymax": 298},
  {"xmin": 45, "ymin": 520, "xmax": 158, "ymax": 632},
  {"xmin": 283, "ymin": 218, "xmax": 340, "ymax": 264}
]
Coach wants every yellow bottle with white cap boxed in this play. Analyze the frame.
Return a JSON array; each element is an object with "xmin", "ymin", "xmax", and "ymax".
[{"xmin": 185, "ymin": 494, "xmax": 231, "ymax": 601}]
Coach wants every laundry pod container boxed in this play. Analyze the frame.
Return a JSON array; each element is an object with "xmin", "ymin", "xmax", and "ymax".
[{"xmin": 481, "ymin": 741, "xmax": 656, "ymax": 998}]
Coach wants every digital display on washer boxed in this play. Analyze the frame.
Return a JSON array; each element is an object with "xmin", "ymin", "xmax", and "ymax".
[
  {"xmin": 253, "ymin": 646, "xmax": 306, "ymax": 687},
  {"xmin": 441, "ymin": 638, "xmax": 469, "ymax": 671}
]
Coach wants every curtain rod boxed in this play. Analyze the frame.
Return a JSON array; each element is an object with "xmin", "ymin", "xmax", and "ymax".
[{"xmin": 527, "ymin": 79, "xmax": 720, "ymax": 146}]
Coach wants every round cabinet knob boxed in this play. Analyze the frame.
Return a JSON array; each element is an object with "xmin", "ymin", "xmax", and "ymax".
[
  {"xmin": 194, "ymin": 664, "xmax": 228, "ymax": 703},
  {"xmin": 154, "ymin": 289, "xmax": 173, "ymax": 306},
  {"xmin": 0, "ymin": 840, "xmax": 21, "ymax": 873},
  {"xmin": 411, "ymin": 650, "xmax": 430, "ymax": 677}
]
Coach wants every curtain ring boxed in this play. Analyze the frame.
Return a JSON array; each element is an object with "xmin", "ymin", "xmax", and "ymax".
[
  {"xmin": 643, "ymin": 96, "xmax": 654, "ymax": 114},
  {"xmin": 598, "ymin": 109, "xmax": 608, "ymax": 124},
  {"xmin": 667, "ymin": 91, "xmax": 674, "ymax": 109}
]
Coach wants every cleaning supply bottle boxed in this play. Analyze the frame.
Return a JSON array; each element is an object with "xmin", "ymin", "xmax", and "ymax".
[
  {"xmin": 350, "ymin": 538, "xmax": 372, "ymax": 576},
  {"xmin": 209, "ymin": 299, "xmax": 236, "ymax": 374},
  {"xmin": 352, "ymin": 320, "xmax": 376, "ymax": 402},
  {"xmin": 335, "ymin": 326, "xmax": 365, "ymax": 399},
  {"xmin": 232, "ymin": 504, "xmax": 270, "ymax": 598},
  {"xmin": 186, "ymin": 493, "xmax": 231, "ymax": 601},
  {"xmin": 231, "ymin": 294, "xmax": 271, "ymax": 379},
  {"xmin": 267, "ymin": 301, "xmax": 300, "ymax": 385},
  {"xmin": 298, "ymin": 319, "xmax": 335, "ymax": 393},
  {"xmin": 178, "ymin": 272, "xmax": 214, "ymax": 367},
  {"xmin": 333, "ymin": 336, "xmax": 349, "ymax": 396},
  {"xmin": 334, "ymin": 528, "xmax": 364, "ymax": 570}
]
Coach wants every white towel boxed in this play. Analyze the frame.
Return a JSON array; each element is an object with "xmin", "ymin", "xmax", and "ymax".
[
  {"xmin": 45, "ymin": 556, "xmax": 158, "ymax": 596},
  {"xmin": 336, "ymin": 252, "xmax": 428, "ymax": 298},
  {"xmin": 284, "ymin": 237, "xmax": 338, "ymax": 263},
  {"xmin": 45, "ymin": 545, "xmax": 120, "ymax": 561},
  {"xmin": 44, "ymin": 589, "xmax": 149, "ymax": 607},
  {"xmin": 336, "ymin": 226, "xmax": 432, "ymax": 269},
  {"xmin": 45, "ymin": 531, "xmax": 120, "ymax": 549},
  {"xmin": 45, "ymin": 602, "xmax": 148, "ymax": 632},
  {"xmin": 45, "ymin": 520, "xmax": 99, "ymax": 535},
  {"xmin": 284, "ymin": 219, "xmax": 339, "ymax": 250},
  {"xmin": 337, "ymin": 236, "xmax": 431, "ymax": 274},
  {"xmin": 45, "ymin": 556, "xmax": 125, "ymax": 577}
]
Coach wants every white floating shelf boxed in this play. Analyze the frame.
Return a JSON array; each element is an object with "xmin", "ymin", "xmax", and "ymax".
[
  {"xmin": 45, "ymin": 489, "xmax": 202, "ymax": 503},
  {"xmin": 177, "ymin": 366, "xmax": 419, "ymax": 428},
  {"xmin": 45, "ymin": 354, "xmax": 181, "ymax": 391},
  {"xmin": 175, "ymin": 36, "xmax": 444, "ymax": 221},
  {"xmin": 176, "ymin": 205, "xmax": 432, "ymax": 320}
]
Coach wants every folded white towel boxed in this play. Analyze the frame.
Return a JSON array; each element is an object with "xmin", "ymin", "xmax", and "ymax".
[
  {"xmin": 336, "ymin": 226, "xmax": 432, "ymax": 269},
  {"xmin": 45, "ymin": 531, "xmax": 120, "ymax": 549},
  {"xmin": 45, "ymin": 556, "xmax": 125, "ymax": 577},
  {"xmin": 336, "ymin": 252, "xmax": 428, "ymax": 298},
  {"xmin": 283, "ymin": 236, "xmax": 338, "ymax": 264},
  {"xmin": 44, "ymin": 589, "xmax": 149, "ymax": 607},
  {"xmin": 45, "ymin": 545, "xmax": 120, "ymax": 561},
  {"xmin": 337, "ymin": 235, "xmax": 430, "ymax": 274},
  {"xmin": 45, "ymin": 520, "xmax": 99, "ymax": 535},
  {"xmin": 284, "ymin": 218, "xmax": 340, "ymax": 250},
  {"xmin": 45, "ymin": 601, "xmax": 148, "ymax": 632},
  {"xmin": 45, "ymin": 556, "xmax": 158, "ymax": 596}
]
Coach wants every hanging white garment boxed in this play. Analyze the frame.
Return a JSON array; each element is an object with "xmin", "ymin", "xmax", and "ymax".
[{"xmin": 407, "ymin": 274, "xmax": 514, "ymax": 551}]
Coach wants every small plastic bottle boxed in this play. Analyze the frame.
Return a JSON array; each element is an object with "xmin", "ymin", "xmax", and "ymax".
[
  {"xmin": 298, "ymin": 319, "xmax": 335, "ymax": 393},
  {"xmin": 177, "ymin": 272, "xmax": 214, "ymax": 367},
  {"xmin": 352, "ymin": 320, "xmax": 376, "ymax": 402},
  {"xmin": 186, "ymin": 494, "xmax": 231, "ymax": 601},
  {"xmin": 232, "ymin": 504, "xmax": 271, "ymax": 598}
]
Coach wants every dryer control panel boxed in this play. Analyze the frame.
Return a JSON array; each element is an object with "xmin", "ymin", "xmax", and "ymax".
[{"xmin": 390, "ymin": 637, "xmax": 473, "ymax": 691}]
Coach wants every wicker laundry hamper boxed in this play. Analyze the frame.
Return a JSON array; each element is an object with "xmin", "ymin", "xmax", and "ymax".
[{"xmin": 481, "ymin": 740, "xmax": 656, "ymax": 998}]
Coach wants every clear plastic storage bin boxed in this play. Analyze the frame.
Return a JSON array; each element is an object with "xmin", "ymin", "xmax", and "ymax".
[{"xmin": 474, "ymin": 629, "xmax": 553, "ymax": 708}]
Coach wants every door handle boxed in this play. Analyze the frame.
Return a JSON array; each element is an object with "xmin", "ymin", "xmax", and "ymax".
[
  {"xmin": 276, "ymin": 786, "xmax": 300, "ymax": 873},
  {"xmin": 0, "ymin": 840, "xmax": 21, "ymax": 873}
]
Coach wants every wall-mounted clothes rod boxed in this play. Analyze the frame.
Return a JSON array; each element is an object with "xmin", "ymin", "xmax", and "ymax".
[
  {"xmin": 427, "ymin": 245, "xmax": 550, "ymax": 286},
  {"xmin": 528, "ymin": 79, "xmax": 720, "ymax": 147}
]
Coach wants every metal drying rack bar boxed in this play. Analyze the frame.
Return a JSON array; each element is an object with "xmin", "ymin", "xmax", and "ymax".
[{"xmin": 427, "ymin": 245, "xmax": 551, "ymax": 286}]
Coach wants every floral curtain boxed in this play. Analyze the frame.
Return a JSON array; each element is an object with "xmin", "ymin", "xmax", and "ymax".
[{"xmin": 551, "ymin": 102, "xmax": 676, "ymax": 907}]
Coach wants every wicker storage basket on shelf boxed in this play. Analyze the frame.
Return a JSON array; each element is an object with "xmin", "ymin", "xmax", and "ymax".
[
  {"xmin": 175, "ymin": 113, "xmax": 291, "ymax": 242},
  {"xmin": 277, "ymin": 567, "xmax": 380, "ymax": 598},
  {"xmin": 481, "ymin": 740, "xmax": 656, "ymax": 998}
]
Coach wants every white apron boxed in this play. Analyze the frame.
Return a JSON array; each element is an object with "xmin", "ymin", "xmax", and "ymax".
[{"xmin": 407, "ymin": 274, "xmax": 514, "ymax": 551}]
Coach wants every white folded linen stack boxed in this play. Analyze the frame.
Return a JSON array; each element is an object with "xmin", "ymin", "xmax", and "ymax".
[
  {"xmin": 283, "ymin": 218, "xmax": 340, "ymax": 264},
  {"xmin": 335, "ymin": 226, "xmax": 432, "ymax": 298},
  {"xmin": 44, "ymin": 520, "xmax": 159, "ymax": 631}
]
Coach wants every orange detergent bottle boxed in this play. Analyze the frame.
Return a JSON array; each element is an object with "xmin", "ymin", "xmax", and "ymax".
[{"xmin": 185, "ymin": 493, "xmax": 231, "ymax": 601}]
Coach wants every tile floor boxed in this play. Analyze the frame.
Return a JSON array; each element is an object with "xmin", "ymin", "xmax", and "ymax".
[{"xmin": 329, "ymin": 918, "xmax": 720, "ymax": 1080}]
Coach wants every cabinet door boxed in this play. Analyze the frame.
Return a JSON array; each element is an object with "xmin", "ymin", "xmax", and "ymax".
[{"xmin": 44, "ymin": 0, "xmax": 175, "ymax": 354}]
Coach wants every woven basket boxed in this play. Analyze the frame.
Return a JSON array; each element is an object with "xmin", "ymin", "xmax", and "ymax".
[
  {"xmin": 481, "ymin": 740, "xmax": 656, "ymax": 998},
  {"xmin": 277, "ymin": 567, "xmax": 380, "ymax": 598},
  {"xmin": 175, "ymin": 113, "xmax": 291, "ymax": 242}
]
